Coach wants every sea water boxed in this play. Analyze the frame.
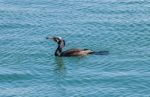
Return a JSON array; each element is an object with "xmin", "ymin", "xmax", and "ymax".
[{"xmin": 0, "ymin": 0, "xmax": 150, "ymax": 97}]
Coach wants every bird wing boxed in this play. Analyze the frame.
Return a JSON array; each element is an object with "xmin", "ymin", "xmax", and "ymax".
[
  {"xmin": 61, "ymin": 48, "xmax": 95, "ymax": 56},
  {"xmin": 61, "ymin": 48, "xmax": 83, "ymax": 56},
  {"xmin": 62, "ymin": 48, "xmax": 82, "ymax": 53}
]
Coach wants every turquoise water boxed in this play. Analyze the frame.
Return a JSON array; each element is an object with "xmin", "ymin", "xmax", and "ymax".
[{"xmin": 1, "ymin": 0, "xmax": 150, "ymax": 96}]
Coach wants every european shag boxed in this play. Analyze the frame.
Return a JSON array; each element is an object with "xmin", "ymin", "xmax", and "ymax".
[{"xmin": 46, "ymin": 36, "xmax": 108, "ymax": 57}]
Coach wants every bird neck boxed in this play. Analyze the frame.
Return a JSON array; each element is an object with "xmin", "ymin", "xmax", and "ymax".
[
  {"xmin": 55, "ymin": 45, "xmax": 63, "ymax": 56},
  {"xmin": 55, "ymin": 40, "xmax": 65, "ymax": 56}
]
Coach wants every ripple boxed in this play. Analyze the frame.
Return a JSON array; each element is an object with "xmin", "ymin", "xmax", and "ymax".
[
  {"xmin": 0, "ymin": 23, "xmax": 36, "ymax": 29},
  {"xmin": 1, "ymin": 0, "xmax": 150, "ymax": 96},
  {"xmin": 0, "ymin": 67, "xmax": 33, "ymax": 82}
]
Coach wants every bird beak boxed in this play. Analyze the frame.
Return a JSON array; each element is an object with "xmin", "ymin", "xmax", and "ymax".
[
  {"xmin": 46, "ymin": 36, "xmax": 58, "ymax": 43},
  {"xmin": 46, "ymin": 37, "xmax": 54, "ymax": 40}
]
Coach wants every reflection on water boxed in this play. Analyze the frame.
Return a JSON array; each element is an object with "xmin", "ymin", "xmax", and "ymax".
[
  {"xmin": 53, "ymin": 57, "xmax": 67, "ymax": 97},
  {"xmin": 54, "ymin": 57, "xmax": 66, "ymax": 78}
]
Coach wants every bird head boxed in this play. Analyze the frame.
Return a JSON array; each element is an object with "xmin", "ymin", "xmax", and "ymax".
[
  {"xmin": 46, "ymin": 36, "xmax": 62, "ymax": 43},
  {"xmin": 46, "ymin": 36, "xmax": 65, "ymax": 48}
]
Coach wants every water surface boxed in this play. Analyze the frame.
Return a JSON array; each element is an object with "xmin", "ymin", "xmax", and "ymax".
[{"xmin": 0, "ymin": 0, "xmax": 150, "ymax": 97}]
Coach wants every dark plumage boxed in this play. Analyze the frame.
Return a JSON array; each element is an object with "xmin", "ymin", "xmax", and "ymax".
[{"xmin": 46, "ymin": 36, "xmax": 95, "ymax": 57}]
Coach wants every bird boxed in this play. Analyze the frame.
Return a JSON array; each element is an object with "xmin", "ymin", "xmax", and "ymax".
[{"xmin": 46, "ymin": 36, "xmax": 109, "ymax": 57}]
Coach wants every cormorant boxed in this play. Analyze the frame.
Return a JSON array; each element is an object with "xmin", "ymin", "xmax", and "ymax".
[{"xmin": 46, "ymin": 36, "xmax": 108, "ymax": 57}]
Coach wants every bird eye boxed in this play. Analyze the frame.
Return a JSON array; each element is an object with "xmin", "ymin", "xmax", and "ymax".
[{"xmin": 54, "ymin": 38, "xmax": 59, "ymax": 42}]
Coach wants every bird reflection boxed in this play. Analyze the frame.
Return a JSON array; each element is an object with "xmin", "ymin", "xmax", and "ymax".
[
  {"xmin": 54, "ymin": 57, "xmax": 67, "ymax": 96},
  {"xmin": 54, "ymin": 57, "xmax": 66, "ymax": 79}
]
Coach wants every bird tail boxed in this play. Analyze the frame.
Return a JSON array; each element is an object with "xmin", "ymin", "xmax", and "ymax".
[{"xmin": 89, "ymin": 51, "xmax": 109, "ymax": 55}]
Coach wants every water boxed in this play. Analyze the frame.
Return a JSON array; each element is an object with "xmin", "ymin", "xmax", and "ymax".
[{"xmin": 0, "ymin": 0, "xmax": 150, "ymax": 96}]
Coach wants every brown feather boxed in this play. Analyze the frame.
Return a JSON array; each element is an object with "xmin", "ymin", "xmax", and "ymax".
[{"xmin": 61, "ymin": 49, "xmax": 94, "ymax": 56}]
